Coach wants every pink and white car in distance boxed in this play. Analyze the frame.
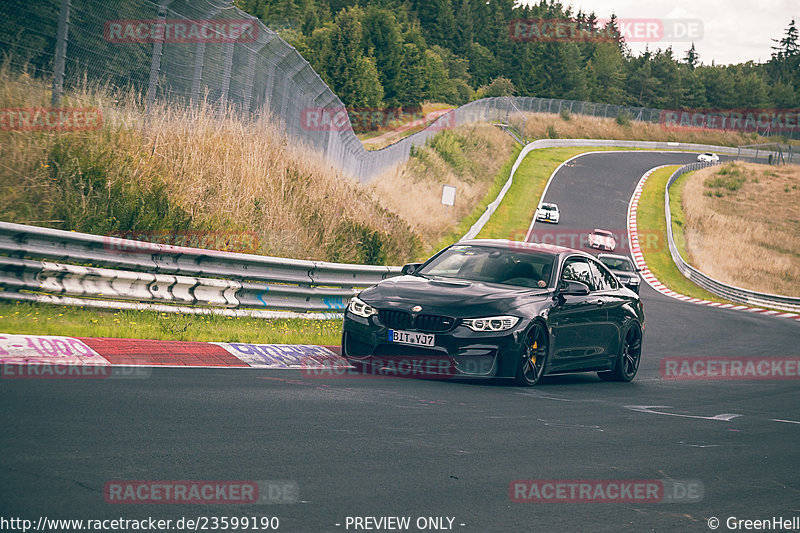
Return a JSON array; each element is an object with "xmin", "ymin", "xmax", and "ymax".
[{"xmin": 588, "ymin": 229, "xmax": 616, "ymax": 252}]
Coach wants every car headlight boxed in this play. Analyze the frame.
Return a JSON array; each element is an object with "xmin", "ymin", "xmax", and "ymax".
[
  {"xmin": 462, "ymin": 316, "xmax": 519, "ymax": 332},
  {"xmin": 348, "ymin": 296, "xmax": 378, "ymax": 318}
]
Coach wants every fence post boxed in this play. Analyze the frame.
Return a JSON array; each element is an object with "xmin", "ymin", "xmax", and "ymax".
[
  {"xmin": 219, "ymin": 41, "xmax": 235, "ymax": 107},
  {"xmin": 188, "ymin": 5, "xmax": 225, "ymax": 107},
  {"xmin": 242, "ymin": 29, "xmax": 271, "ymax": 115},
  {"xmin": 51, "ymin": 0, "xmax": 71, "ymax": 107},
  {"xmin": 145, "ymin": 1, "xmax": 172, "ymax": 116}
]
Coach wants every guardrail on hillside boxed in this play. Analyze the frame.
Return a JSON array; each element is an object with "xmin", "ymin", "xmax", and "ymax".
[
  {"xmin": 665, "ymin": 163, "xmax": 800, "ymax": 313},
  {"xmin": 0, "ymin": 222, "xmax": 401, "ymax": 318}
]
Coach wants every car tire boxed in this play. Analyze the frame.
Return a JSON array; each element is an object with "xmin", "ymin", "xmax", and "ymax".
[
  {"xmin": 514, "ymin": 322, "xmax": 548, "ymax": 386},
  {"xmin": 598, "ymin": 322, "xmax": 642, "ymax": 382}
]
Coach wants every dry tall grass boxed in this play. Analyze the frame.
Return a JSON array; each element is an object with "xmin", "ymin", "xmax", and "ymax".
[
  {"xmin": 524, "ymin": 112, "xmax": 799, "ymax": 147},
  {"xmin": 681, "ymin": 162, "xmax": 800, "ymax": 296},
  {"xmin": 366, "ymin": 124, "xmax": 515, "ymax": 251},
  {"xmin": 0, "ymin": 64, "xmax": 420, "ymax": 264}
]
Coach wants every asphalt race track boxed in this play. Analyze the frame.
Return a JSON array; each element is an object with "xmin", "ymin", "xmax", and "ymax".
[{"xmin": 2, "ymin": 152, "xmax": 799, "ymax": 532}]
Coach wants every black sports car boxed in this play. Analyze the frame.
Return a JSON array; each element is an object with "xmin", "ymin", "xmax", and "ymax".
[
  {"xmin": 342, "ymin": 240, "xmax": 644, "ymax": 385},
  {"xmin": 597, "ymin": 253, "xmax": 642, "ymax": 294}
]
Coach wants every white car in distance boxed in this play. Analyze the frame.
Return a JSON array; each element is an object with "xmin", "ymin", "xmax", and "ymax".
[
  {"xmin": 535, "ymin": 203, "xmax": 560, "ymax": 224},
  {"xmin": 697, "ymin": 152, "xmax": 720, "ymax": 163}
]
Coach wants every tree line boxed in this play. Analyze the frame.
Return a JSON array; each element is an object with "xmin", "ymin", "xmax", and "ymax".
[{"xmin": 235, "ymin": 0, "xmax": 800, "ymax": 112}]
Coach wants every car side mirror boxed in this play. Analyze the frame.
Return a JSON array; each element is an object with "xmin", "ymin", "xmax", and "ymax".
[
  {"xmin": 401, "ymin": 263, "xmax": 422, "ymax": 275},
  {"xmin": 558, "ymin": 280, "xmax": 590, "ymax": 296}
]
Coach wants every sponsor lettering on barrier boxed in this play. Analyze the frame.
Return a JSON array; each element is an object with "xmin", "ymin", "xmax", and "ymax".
[
  {"xmin": 215, "ymin": 343, "xmax": 347, "ymax": 368},
  {"xmin": 0, "ymin": 334, "xmax": 151, "ymax": 379}
]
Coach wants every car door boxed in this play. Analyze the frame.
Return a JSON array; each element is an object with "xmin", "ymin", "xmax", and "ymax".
[
  {"xmin": 548, "ymin": 256, "xmax": 609, "ymax": 372},
  {"xmin": 588, "ymin": 258, "xmax": 627, "ymax": 367}
]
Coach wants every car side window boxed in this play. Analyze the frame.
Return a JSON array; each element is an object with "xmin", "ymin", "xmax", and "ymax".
[
  {"xmin": 589, "ymin": 259, "xmax": 618, "ymax": 291},
  {"xmin": 561, "ymin": 258, "xmax": 595, "ymax": 291}
]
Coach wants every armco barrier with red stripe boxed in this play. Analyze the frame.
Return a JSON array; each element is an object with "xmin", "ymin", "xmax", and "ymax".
[{"xmin": 0, "ymin": 333, "xmax": 348, "ymax": 373}]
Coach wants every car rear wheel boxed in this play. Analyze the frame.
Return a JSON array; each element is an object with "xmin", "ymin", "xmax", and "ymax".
[
  {"xmin": 598, "ymin": 322, "xmax": 642, "ymax": 382},
  {"xmin": 514, "ymin": 322, "xmax": 548, "ymax": 386}
]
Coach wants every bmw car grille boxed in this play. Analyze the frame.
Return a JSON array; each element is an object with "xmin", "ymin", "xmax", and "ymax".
[{"xmin": 378, "ymin": 309, "xmax": 457, "ymax": 333}]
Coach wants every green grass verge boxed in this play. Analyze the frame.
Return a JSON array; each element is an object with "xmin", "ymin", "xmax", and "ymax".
[
  {"xmin": 0, "ymin": 301, "xmax": 343, "ymax": 345},
  {"xmin": 636, "ymin": 166, "xmax": 727, "ymax": 302},
  {"xmin": 478, "ymin": 146, "xmax": 630, "ymax": 240},
  {"xmin": 668, "ymin": 169, "xmax": 693, "ymax": 259}
]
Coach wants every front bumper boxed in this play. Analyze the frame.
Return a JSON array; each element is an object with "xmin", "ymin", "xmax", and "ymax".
[{"xmin": 342, "ymin": 311, "xmax": 528, "ymax": 379}]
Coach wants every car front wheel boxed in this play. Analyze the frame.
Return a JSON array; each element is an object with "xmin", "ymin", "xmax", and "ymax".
[{"xmin": 514, "ymin": 322, "xmax": 548, "ymax": 386}]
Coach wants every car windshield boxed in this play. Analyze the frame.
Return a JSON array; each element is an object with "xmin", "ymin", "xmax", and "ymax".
[
  {"xmin": 594, "ymin": 230, "xmax": 612, "ymax": 237},
  {"xmin": 541, "ymin": 205, "xmax": 556, "ymax": 211},
  {"xmin": 417, "ymin": 245, "xmax": 556, "ymax": 288},
  {"xmin": 600, "ymin": 257, "xmax": 634, "ymax": 272}
]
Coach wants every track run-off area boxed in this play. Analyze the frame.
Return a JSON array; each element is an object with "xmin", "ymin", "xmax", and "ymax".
[{"xmin": 2, "ymin": 151, "xmax": 799, "ymax": 533}]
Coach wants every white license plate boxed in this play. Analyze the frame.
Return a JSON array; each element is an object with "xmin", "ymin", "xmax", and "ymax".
[{"xmin": 389, "ymin": 330, "xmax": 435, "ymax": 347}]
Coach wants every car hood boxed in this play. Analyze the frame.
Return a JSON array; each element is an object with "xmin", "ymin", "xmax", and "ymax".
[
  {"xmin": 359, "ymin": 275, "xmax": 551, "ymax": 317},
  {"xmin": 609, "ymin": 269, "xmax": 636, "ymax": 279}
]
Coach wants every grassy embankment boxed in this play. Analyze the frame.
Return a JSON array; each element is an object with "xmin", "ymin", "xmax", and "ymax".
[{"xmin": 680, "ymin": 162, "xmax": 799, "ymax": 297}]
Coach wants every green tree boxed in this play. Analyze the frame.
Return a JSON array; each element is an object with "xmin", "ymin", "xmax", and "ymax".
[
  {"xmin": 453, "ymin": 0, "xmax": 474, "ymax": 56},
  {"xmin": 325, "ymin": 7, "xmax": 384, "ymax": 108},
  {"xmin": 399, "ymin": 42, "xmax": 427, "ymax": 108},
  {"xmin": 362, "ymin": 6, "xmax": 405, "ymax": 107},
  {"xmin": 590, "ymin": 43, "xmax": 626, "ymax": 103},
  {"xmin": 683, "ymin": 43, "xmax": 700, "ymax": 70}
]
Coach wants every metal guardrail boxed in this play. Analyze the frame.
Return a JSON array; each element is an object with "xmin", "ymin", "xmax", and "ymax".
[
  {"xmin": 665, "ymin": 163, "xmax": 800, "ymax": 313},
  {"xmin": 0, "ymin": 222, "xmax": 401, "ymax": 316}
]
